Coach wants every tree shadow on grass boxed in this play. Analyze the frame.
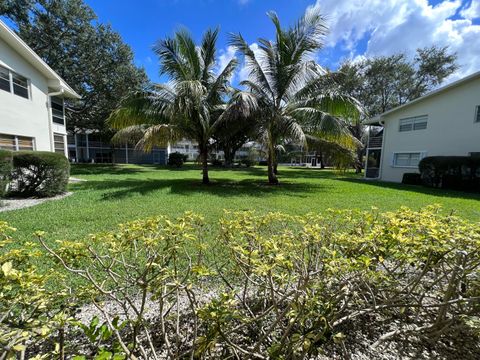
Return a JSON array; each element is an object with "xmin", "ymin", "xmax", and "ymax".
[
  {"xmin": 73, "ymin": 177, "xmax": 331, "ymax": 201},
  {"xmin": 71, "ymin": 164, "xmax": 151, "ymax": 176},
  {"xmin": 337, "ymin": 177, "xmax": 480, "ymax": 201}
]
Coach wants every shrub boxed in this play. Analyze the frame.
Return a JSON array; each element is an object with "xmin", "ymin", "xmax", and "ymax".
[
  {"xmin": 9, "ymin": 206, "xmax": 477, "ymax": 359},
  {"xmin": 168, "ymin": 152, "xmax": 186, "ymax": 167},
  {"xmin": 240, "ymin": 158, "xmax": 255, "ymax": 167},
  {"xmin": 211, "ymin": 158, "xmax": 223, "ymax": 167},
  {"xmin": 419, "ymin": 156, "xmax": 480, "ymax": 191},
  {"xmin": 402, "ymin": 172, "xmax": 422, "ymax": 185},
  {"xmin": 0, "ymin": 150, "xmax": 12, "ymax": 198},
  {"xmin": 10, "ymin": 151, "xmax": 70, "ymax": 197}
]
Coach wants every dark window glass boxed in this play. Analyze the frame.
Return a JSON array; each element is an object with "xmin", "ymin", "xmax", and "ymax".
[
  {"xmin": 51, "ymin": 97, "xmax": 65, "ymax": 125},
  {"xmin": 12, "ymin": 73, "xmax": 29, "ymax": 99},
  {"xmin": 0, "ymin": 67, "xmax": 10, "ymax": 93}
]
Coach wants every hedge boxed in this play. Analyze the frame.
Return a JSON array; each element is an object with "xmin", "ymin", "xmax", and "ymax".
[
  {"xmin": 168, "ymin": 152, "xmax": 188, "ymax": 168},
  {"xmin": 0, "ymin": 150, "xmax": 13, "ymax": 198},
  {"xmin": 2, "ymin": 206, "xmax": 480, "ymax": 359},
  {"xmin": 419, "ymin": 156, "xmax": 480, "ymax": 192},
  {"xmin": 401, "ymin": 172, "xmax": 422, "ymax": 185},
  {"xmin": 10, "ymin": 151, "xmax": 70, "ymax": 197}
]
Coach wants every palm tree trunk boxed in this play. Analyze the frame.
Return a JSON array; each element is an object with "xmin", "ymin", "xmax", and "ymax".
[
  {"xmin": 267, "ymin": 145, "xmax": 278, "ymax": 184},
  {"xmin": 201, "ymin": 149, "xmax": 209, "ymax": 184}
]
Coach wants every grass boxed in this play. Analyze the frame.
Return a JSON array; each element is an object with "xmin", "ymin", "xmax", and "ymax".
[{"xmin": 1, "ymin": 163, "xmax": 480, "ymax": 247}]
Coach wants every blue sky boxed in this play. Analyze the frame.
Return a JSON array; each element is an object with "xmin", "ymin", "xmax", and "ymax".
[{"xmin": 84, "ymin": 0, "xmax": 480, "ymax": 83}]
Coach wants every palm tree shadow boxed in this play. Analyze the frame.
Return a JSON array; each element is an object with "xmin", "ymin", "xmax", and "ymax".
[{"xmin": 73, "ymin": 177, "xmax": 330, "ymax": 201}]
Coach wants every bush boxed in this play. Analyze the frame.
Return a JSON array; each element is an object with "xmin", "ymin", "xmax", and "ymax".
[
  {"xmin": 402, "ymin": 172, "xmax": 422, "ymax": 185},
  {"xmin": 211, "ymin": 158, "xmax": 223, "ymax": 167},
  {"xmin": 3, "ymin": 206, "xmax": 476, "ymax": 359},
  {"xmin": 10, "ymin": 151, "xmax": 70, "ymax": 197},
  {"xmin": 258, "ymin": 160, "xmax": 268, "ymax": 166},
  {"xmin": 0, "ymin": 150, "xmax": 12, "ymax": 198},
  {"xmin": 240, "ymin": 158, "xmax": 255, "ymax": 167},
  {"xmin": 419, "ymin": 156, "xmax": 480, "ymax": 191},
  {"xmin": 168, "ymin": 152, "xmax": 187, "ymax": 167}
]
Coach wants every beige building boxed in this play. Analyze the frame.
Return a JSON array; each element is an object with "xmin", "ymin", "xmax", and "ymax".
[
  {"xmin": 0, "ymin": 20, "xmax": 79, "ymax": 156},
  {"xmin": 364, "ymin": 71, "xmax": 480, "ymax": 183}
]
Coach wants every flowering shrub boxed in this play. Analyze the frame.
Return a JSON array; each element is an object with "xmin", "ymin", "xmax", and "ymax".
[{"xmin": 1, "ymin": 206, "xmax": 480, "ymax": 359}]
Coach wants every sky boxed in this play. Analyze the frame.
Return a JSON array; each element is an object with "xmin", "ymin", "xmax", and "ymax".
[{"xmin": 84, "ymin": 0, "xmax": 480, "ymax": 84}]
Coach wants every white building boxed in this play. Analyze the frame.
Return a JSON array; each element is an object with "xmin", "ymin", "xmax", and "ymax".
[
  {"xmin": 364, "ymin": 71, "xmax": 480, "ymax": 183},
  {"xmin": 0, "ymin": 20, "xmax": 80, "ymax": 156}
]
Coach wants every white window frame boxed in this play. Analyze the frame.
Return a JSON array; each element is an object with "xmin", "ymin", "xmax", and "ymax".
[
  {"xmin": 0, "ymin": 133, "xmax": 35, "ymax": 151},
  {"xmin": 53, "ymin": 133, "xmax": 66, "ymax": 154},
  {"xmin": 399, "ymin": 115, "xmax": 428, "ymax": 132},
  {"xmin": 391, "ymin": 151, "xmax": 426, "ymax": 168},
  {"xmin": 0, "ymin": 65, "xmax": 31, "ymax": 100},
  {"xmin": 51, "ymin": 96, "xmax": 66, "ymax": 125}
]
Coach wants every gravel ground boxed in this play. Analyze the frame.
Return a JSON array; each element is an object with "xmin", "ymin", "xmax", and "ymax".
[
  {"xmin": 73, "ymin": 293, "xmax": 480, "ymax": 360},
  {"xmin": 0, "ymin": 192, "xmax": 73, "ymax": 212}
]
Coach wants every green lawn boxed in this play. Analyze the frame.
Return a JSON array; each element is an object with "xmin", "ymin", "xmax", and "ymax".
[{"xmin": 2, "ymin": 164, "xmax": 480, "ymax": 246}]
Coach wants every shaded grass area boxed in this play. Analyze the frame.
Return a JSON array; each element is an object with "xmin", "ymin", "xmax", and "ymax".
[{"xmin": 1, "ymin": 163, "xmax": 480, "ymax": 248}]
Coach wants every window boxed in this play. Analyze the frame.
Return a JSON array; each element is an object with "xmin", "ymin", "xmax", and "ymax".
[
  {"xmin": 475, "ymin": 106, "xmax": 480, "ymax": 123},
  {"xmin": 399, "ymin": 115, "xmax": 428, "ymax": 132},
  {"xmin": 0, "ymin": 66, "xmax": 10, "ymax": 93},
  {"xmin": 0, "ymin": 65, "xmax": 30, "ymax": 99},
  {"xmin": 51, "ymin": 96, "xmax": 65, "ymax": 125},
  {"xmin": 54, "ymin": 133, "xmax": 65, "ymax": 154},
  {"xmin": 12, "ymin": 73, "xmax": 29, "ymax": 99},
  {"xmin": 393, "ymin": 152, "xmax": 422, "ymax": 167},
  {"xmin": 0, "ymin": 133, "xmax": 34, "ymax": 151},
  {"xmin": 17, "ymin": 136, "xmax": 34, "ymax": 150}
]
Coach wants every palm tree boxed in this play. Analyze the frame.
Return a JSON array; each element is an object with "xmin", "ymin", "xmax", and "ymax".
[
  {"xmin": 107, "ymin": 28, "xmax": 237, "ymax": 184},
  {"xmin": 225, "ymin": 8, "xmax": 361, "ymax": 184}
]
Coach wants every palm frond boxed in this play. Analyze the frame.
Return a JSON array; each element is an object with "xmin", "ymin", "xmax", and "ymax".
[
  {"xmin": 136, "ymin": 124, "xmax": 181, "ymax": 152},
  {"xmin": 107, "ymin": 90, "xmax": 172, "ymax": 129},
  {"xmin": 229, "ymin": 32, "xmax": 275, "ymax": 100},
  {"xmin": 200, "ymin": 28, "xmax": 219, "ymax": 82}
]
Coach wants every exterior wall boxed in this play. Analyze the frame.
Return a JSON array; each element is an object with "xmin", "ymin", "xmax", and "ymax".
[
  {"xmin": 0, "ymin": 37, "xmax": 61, "ymax": 152},
  {"xmin": 380, "ymin": 78, "xmax": 480, "ymax": 182}
]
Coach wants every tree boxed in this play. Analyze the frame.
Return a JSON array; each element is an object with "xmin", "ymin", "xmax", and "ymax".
[
  {"xmin": 0, "ymin": 0, "xmax": 147, "ymax": 132},
  {"xmin": 213, "ymin": 115, "xmax": 258, "ymax": 167},
  {"xmin": 338, "ymin": 46, "xmax": 458, "ymax": 118},
  {"xmin": 226, "ymin": 8, "xmax": 361, "ymax": 184},
  {"xmin": 108, "ymin": 28, "xmax": 237, "ymax": 184}
]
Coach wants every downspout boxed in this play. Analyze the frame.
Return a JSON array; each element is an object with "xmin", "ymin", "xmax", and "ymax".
[{"xmin": 47, "ymin": 89, "xmax": 64, "ymax": 153}]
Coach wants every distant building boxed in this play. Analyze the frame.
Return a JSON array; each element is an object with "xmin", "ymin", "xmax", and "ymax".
[
  {"xmin": 0, "ymin": 19, "xmax": 80, "ymax": 155},
  {"xmin": 68, "ymin": 131, "xmax": 167, "ymax": 165}
]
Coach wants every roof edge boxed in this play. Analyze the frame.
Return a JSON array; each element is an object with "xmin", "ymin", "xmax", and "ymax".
[
  {"xmin": 364, "ymin": 70, "xmax": 480, "ymax": 124},
  {"xmin": 0, "ymin": 20, "xmax": 80, "ymax": 99}
]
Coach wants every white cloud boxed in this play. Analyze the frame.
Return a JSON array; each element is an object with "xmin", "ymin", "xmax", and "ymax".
[
  {"xmin": 217, "ymin": 45, "xmax": 237, "ymax": 78},
  {"xmin": 461, "ymin": 0, "xmax": 480, "ymax": 19},
  {"xmin": 238, "ymin": 43, "xmax": 261, "ymax": 82},
  {"xmin": 309, "ymin": 0, "xmax": 480, "ymax": 80}
]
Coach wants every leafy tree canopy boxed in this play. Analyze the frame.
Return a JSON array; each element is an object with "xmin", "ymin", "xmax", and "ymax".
[
  {"xmin": 337, "ymin": 46, "xmax": 458, "ymax": 118},
  {"xmin": 0, "ymin": 0, "xmax": 148, "ymax": 132}
]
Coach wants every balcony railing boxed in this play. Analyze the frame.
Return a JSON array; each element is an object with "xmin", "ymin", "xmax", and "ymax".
[{"xmin": 368, "ymin": 136, "xmax": 383, "ymax": 149}]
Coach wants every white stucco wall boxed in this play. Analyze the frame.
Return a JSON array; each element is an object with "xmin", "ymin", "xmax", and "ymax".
[
  {"xmin": 0, "ymin": 37, "xmax": 67, "ymax": 152},
  {"xmin": 380, "ymin": 77, "xmax": 480, "ymax": 182}
]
